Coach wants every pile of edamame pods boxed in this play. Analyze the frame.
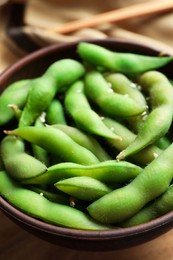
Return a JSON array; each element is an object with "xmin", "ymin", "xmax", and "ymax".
[{"xmin": 0, "ymin": 42, "xmax": 173, "ymax": 231}]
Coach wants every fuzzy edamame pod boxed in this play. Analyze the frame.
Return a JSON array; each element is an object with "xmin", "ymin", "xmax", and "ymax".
[
  {"xmin": 28, "ymin": 185, "xmax": 85, "ymax": 211},
  {"xmin": 28, "ymin": 185, "xmax": 71, "ymax": 204},
  {"xmin": 155, "ymin": 136, "xmax": 171, "ymax": 150},
  {"xmin": 8, "ymin": 104, "xmax": 22, "ymax": 120},
  {"xmin": 5, "ymin": 126, "xmax": 100, "ymax": 165},
  {"xmin": 55, "ymin": 176, "xmax": 112, "ymax": 201},
  {"xmin": 22, "ymin": 160, "xmax": 142, "ymax": 185},
  {"xmin": 106, "ymin": 73, "xmax": 172, "ymax": 151},
  {"xmin": 103, "ymin": 116, "xmax": 162, "ymax": 165},
  {"xmin": 105, "ymin": 73, "xmax": 146, "ymax": 106},
  {"xmin": 105, "ymin": 73, "xmax": 171, "ymax": 151},
  {"xmin": 52, "ymin": 124, "xmax": 111, "ymax": 161},
  {"xmin": 64, "ymin": 80, "xmax": 121, "ymax": 140},
  {"xmin": 19, "ymin": 76, "xmax": 57, "ymax": 127},
  {"xmin": 87, "ymin": 142, "xmax": 173, "ymax": 224},
  {"xmin": 85, "ymin": 71, "xmax": 146, "ymax": 118},
  {"xmin": 77, "ymin": 42, "xmax": 173, "ymax": 74},
  {"xmin": 44, "ymin": 59, "xmax": 85, "ymax": 88},
  {"xmin": 46, "ymin": 99, "xmax": 67, "ymax": 125},
  {"xmin": 117, "ymin": 71, "xmax": 173, "ymax": 160},
  {"xmin": 121, "ymin": 184, "xmax": 173, "ymax": 227},
  {"xmin": 105, "ymin": 72, "xmax": 148, "ymax": 132},
  {"xmin": 19, "ymin": 59, "xmax": 85, "ymax": 127},
  {"xmin": 0, "ymin": 79, "xmax": 30, "ymax": 126},
  {"xmin": 0, "ymin": 171, "xmax": 111, "ymax": 230},
  {"xmin": 0, "ymin": 136, "xmax": 47, "ymax": 180},
  {"xmin": 31, "ymin": 116, "xmax": 50, "ymax": 166}
]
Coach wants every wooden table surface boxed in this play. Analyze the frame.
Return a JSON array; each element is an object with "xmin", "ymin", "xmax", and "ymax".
[{"xmin": 0, "ymin": 7, "xmax": 173, "ymax": 260}]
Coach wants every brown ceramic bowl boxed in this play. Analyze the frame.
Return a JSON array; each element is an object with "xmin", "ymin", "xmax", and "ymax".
[{"xmin": 0, "ymin": 39, "xmax": 173, "ymax": 251}]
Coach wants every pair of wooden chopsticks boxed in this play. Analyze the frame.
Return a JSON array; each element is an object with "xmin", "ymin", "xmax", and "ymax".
[
  {"xmin": 2, "ymin": 0, "xmax": 173, "ymax": 35},
  {"xmin": 49, "ymin": 0, "xmax": 173, "ymax": 34}
]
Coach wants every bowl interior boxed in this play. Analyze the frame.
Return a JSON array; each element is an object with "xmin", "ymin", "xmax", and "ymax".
[{"xmin": 0, "ymin": 39, "xmax": 173, "ymax": 251}]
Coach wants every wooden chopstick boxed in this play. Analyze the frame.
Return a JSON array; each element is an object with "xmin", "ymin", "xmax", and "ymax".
[{"xmin": 50, "ymin": 0, "xmax": 173, "ymax": 34}]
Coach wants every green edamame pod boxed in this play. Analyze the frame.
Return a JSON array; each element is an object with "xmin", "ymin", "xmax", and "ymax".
[
  {"xmin": 22, "ymin": 160, "xmax": 142, "ymax": 185},
  {"xmin": 8, "ymin": 104, "xmax": 22, "ymax": 120},
  {"xmin": 0, "ymin": 136, "xmax": 47, "ymax": 180},
  {"xmin": 28, "ymin": 185, "xmax": 70, "ymax": 204},
  {"xmin": 32, "ymin": 116, "xmax": 50, "ymax": 166},
  {"xmin": 46, "ymin": 99, "xmax": 67, "ymax": 125},
  {"xmin": 64, "ymin": 80, "xmax": 121, "ymax": 140},
  {"xmin": 77, "ymin": 42, "xmax": 173, "ymax": 74},
  {"xmin": 28, "ymin": 185, "xmax": 86, "ymax": 211},
  {"xmin": 5, "ymin": 126, "xmax": 100, "ymax": 165},
  {"xmin": 0, "ymin": 171, "xmax": 112, "ymax": 230},
  {"xmin": 0, "ymin": 79, "xmax": 30, "ymax": 126},
  {"xmin": 87, "ymin": 142, "xmax": 173, "ymax": 224},
  {"xmin": 105, "ymin": 73, "xmax": 146, "ymax": 106},
  {"xmin": 19, "ymin": 76, "xmax": 57, "ymax": 127},
  {"xmin": 105, "ymin": 72, "xmax": 148, "ymax": 132},
  {"xmin": 155, "ymin": 136, "xmax": 171, "ymax": 150},
  {"xmin": 103, "ymin": 116, "xmax": 162, "ymax": 165},
  {"xmin": 19, "ymin": 59, "xmax": 85, "ymax": 127},
  {"xmin": 85, "ymin": 71, "xmax": 146, "ymax": 118},
  {"xmin": 52, "ymin": 124, "xmax": 111, "ymax": 161},
  {"xmin": 117, "ymin": 71, "xmax": 173, "ymax": 160},
  {"xmin": 55, "ymin": 176, "xmax": 112, "ymax": 201},
  {"xmin": 106, "ymin": 73, "xmax": 171, "ymax": 151},
  {"xmin": 44, "ymin": 59, "xmax": 85, "ymax": 89},
  {"xmin": 121, "ymin": 184, "xmax": 173, "ymax": 227}
]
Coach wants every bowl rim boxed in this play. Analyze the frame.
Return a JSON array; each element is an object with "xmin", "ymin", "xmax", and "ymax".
[
  {"xmin": 0, "ymin": 37, "xmax": 170, "ymax": 80},
  {"xmin": 0, "ymin": 196, "xmax": 173, "ymax": 240},
  {"xmin": 0, "ymin": 38, "xmax": 173, "ymax": 240}
]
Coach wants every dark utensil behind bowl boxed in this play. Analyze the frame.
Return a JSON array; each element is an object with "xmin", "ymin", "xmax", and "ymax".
[{"xmin": 0, "ymin": 39, "xmax": 173, "ymax": 251}]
